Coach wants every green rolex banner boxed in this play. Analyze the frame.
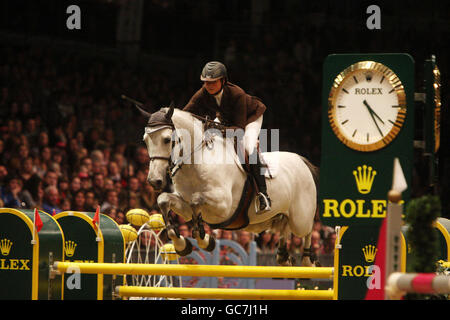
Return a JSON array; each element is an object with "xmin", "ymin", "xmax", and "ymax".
[{"xmin": 320, "ymin": 53, "xmax": 415, "ymax": 300}]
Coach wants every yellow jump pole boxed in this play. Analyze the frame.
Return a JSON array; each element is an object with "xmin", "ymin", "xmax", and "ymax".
[
  {"xmin": 54, "ymin": 262, "xmax": 333, "ymax": 279},
  {"xmin": 116, "ymin": 286, "xmax": 334, "ymax": 300}
]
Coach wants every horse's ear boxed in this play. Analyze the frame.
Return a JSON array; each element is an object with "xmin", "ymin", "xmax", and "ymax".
[
  {"xmin": 135, "ymin": 104, "xmax": 152, "ymax": 118},
  {"xmin": 166, "ymin": 103, "xmax": 175, "ymax": 120}
]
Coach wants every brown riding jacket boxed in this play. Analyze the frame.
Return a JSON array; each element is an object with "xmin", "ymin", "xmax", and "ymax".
[{"xmin": 183, "ymin": 82, "xmax": 266, "ymax": 129}]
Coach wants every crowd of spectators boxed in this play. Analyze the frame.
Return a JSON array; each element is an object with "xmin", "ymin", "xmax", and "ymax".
[
  {"xmin": 0, "ymin": 41, "xmax": 334, "ymax": 265},
  {"xmin": 1, "ymin": 1, "xmax": 448, "ymax": 267}
]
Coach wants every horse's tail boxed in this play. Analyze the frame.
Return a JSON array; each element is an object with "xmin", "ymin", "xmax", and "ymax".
[
  {"xmin": 300, "ymin": 156, "xmax": 320, "ymax": 220},
  {"xmin": 300, "ymin": 156, "xmax": 319, "ymax": 193}
]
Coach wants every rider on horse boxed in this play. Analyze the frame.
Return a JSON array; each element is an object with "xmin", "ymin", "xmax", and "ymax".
[{"xmin": 183, "ymin": 61, "xmax": 272, "ymax": 214}]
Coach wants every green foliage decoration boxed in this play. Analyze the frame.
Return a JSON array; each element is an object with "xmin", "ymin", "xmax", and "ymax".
[{"xmin": 405, "ymin": 195, "xmax": 442, "ymax": 299}]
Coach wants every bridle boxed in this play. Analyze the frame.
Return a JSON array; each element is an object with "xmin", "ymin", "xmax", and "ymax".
[
  {"xmin": 145, "ymin": 116, "xmax": 221, "ymax": 179},
  {"xmin": 144, "ymin": 124, "xmax": 176, "ymax": 176}
]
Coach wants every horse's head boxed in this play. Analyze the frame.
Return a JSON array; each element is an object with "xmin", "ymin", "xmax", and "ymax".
[{"xmin": 138, "ymin": 103, "xmax": 175, "ymax": 191}]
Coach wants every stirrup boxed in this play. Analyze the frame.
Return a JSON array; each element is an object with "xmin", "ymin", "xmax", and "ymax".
[{"xmin": 255, "ymin": 192, "xmax": 271, "ymax": 214}]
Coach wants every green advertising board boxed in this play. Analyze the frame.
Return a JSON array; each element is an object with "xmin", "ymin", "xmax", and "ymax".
[
  {"xmin": 320, "ymin": 53, "xmax": 415, "ymax": 299},
  {"xmin": 54, "ymin": 211, "xmax": 125, "ymax": 300},
  {"xmin": 0, "ymin": 208, "xmax": 64, "ymax": 300}
]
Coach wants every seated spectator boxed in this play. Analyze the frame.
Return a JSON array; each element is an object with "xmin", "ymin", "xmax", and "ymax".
[
  {"xmin": 220, "ymin": 230, "xmax": 235, "ymax": 241},
  {"xmin": 101, "ymin": 189, "xmax": 119, "ymax": 211},
  {"xmin": 79, "ymin": 172, "xmax": 92, "ymax": 191},
  {"xmin": 104, "ymin": 177, "xmax": 114, "ymax": 191},
  {"xmin": 236, "ymin": 230, "xmax": 252, "ymax": 253},
  {"xmin": 107, "ymin": 161, "xmax": 121, "ymax": 182},
  {"xmin": 84, "ymin": 190, "xmax": 98, "ymax": 212},
  {"xmin": 321, "ymin": 232, "xmax": 336, "ymax": 255},
  {"xmin": 80, "ymin": 157, "xmax": 93, "ymax": 176},
  {"xmin": 40, "ymin": 146, "xmax": 52, "ymax": 167},
  {"xmin": 42, "ymin": 185, "xmax": 62, "ymax": 214},
  {"xmin": 91, "ymin": 160, "xmax": 105, "ymax": 177},
  {"xmin": 140, "ymin": 183, "xmax": 158, "ymax": 211},
  {"xmin": 92, "ymin": 173, "xmax": 106, "ymax": 202},
  {"xmin": 115, "ymin": 211, "xmax": 126, "ymax": 225},
  {"xmin": 134, "ymin": 146, "xmax": 150, "ymax": 172},
  {"xmin": 19, "ymin": 156, "xmax": 41, "ymax": 201},
  {"xmin": 0, "ymin": 165, "xmax": 8, "ymax": 185},
  {"xmin": 128, "ymin": 176, "xmax": 141, "ymax": 196},
  {"xmin": 1, "ymin": 176, "xmax": 36, "ymax": 209},
  {"xmin": 71, "ymin": 190, "xmax": 86, "ymax": 211},
  {"xmin": 60, "ymin": 198, "xmax": 71, "ymax": 211},
  {"xmin": 69, "ymin": 176, "xmax": 82, "ymax": 195},
  {"xmin": 313, "ymin": 219, "xmax": 334, "ymax": 241},
  {"xmin": 57, "ymin": 176, "xmax": 69, "ymax": 198},
  {"xmin": 33, "ymin": 157, "xmax": 47, "ymax": 179},
  {"xmin": 34, "ymin": 182, "xmax": 45, "ymax": 211},
  {"xmin": 310, "ymin": 230, "xmax": 322, "ymax": 258},
  {"xmin": 103, "ymin": 206, "xmax": 118, "ymax": 220},
  {"xmin": 121, "ymin": 191, "xmax": 141, "ymax": 212},
  {"xmin": 178, "ymin": 224, "xmax": 192, "ymax": 238},
  {"xmin": 43, "ymin": 170, "xmax": 58, "ymax": 189},
  {"xmin": 256, "ymin": 231, "xmax": 273, "ymax": 253},
  {"xmin": 289, "ymin": 235, "xmax": 303, "ymax": 256}
]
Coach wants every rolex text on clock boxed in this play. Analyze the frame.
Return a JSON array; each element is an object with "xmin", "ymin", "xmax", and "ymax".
[{"xmin": 328, "ymin": 61, "xmax": 406, "ymax": 152}]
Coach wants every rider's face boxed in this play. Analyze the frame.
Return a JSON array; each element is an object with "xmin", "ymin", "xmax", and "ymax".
[{"xmin": 203, "ymin": 79, "xmax": 222, "ymax": 95}]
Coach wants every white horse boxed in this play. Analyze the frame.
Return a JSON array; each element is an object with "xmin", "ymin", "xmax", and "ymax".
[{"xmin": 139, "ymin": 104, "xmax": 319, "ymax": 266}]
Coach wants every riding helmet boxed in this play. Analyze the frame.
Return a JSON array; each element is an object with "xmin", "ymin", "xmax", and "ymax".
[{"xmin": 200, "ymin": 61, "xmax": 228, "ymax": 82}]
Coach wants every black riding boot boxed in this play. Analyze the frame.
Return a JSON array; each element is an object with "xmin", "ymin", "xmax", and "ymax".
[{"xmin": 249, "ymin": 149, "xmax": 271, "ymax": 213}]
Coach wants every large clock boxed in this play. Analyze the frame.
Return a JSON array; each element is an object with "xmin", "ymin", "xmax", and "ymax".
[{"xmin": 328, "ymin": 61, "xmax": 407, "ymax": 152}]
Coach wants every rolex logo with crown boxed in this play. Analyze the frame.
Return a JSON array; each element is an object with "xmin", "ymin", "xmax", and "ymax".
[
  {"xmin": 362, "ymin": 245, "xmax": 377, "ymax": 263},
  {"xmin": 65, "ymin": 240, "xmax": 77, "ymax": 257},
  {"xmin": 0, "ymin": 239, "xmax": 13, "ymax": 256},
  {"xmin": 353, "ymin": 165, "xmax": 376, "ymax": 194}
]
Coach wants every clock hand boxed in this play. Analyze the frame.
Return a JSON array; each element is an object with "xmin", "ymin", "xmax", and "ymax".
[
  {"xmin": 363, "ymin": 100, "xmax": 385, "ymax": 124},
  {"xmin": 363, "ymin": 100, "xmax": 384, "ymax": 137}
]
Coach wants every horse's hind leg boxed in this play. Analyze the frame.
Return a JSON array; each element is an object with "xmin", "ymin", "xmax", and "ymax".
[
  {"xmin": 276, "ymin": 236, "xmax": 295, "ymax": 266},
  {"xmin": 301, "ymin": 232, "xmax": 320, "ymax": 267}
]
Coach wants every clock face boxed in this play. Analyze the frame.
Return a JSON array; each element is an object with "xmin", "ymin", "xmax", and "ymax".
[{"xmin": 328, "ymin": 61, "xmax": 406, "ymax": 152}]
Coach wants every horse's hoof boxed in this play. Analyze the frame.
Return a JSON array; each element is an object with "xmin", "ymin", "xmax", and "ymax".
[
  {"xmin": 288, "ymin": 256, "xmax": 296, "ymax": 266},
  {"xmin": 278, "ymin": 259, "xmax": 293, "ymax": 267},
  {"xmin": 174, "ymin": 238, "xmax": 193, "ymax": 256},
  {"xmin": 167, "ymin": 227, "xmax": 179, "ymax": 240},
  {"xmin": 205, "ymin": 235, "xmax": 215, "ymax": 252}
]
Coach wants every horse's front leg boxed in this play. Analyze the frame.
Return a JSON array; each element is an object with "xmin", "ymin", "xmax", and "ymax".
[
  {"xmin": 190, "ymin": 193, "xmax": 216, "ymax": 252},
  {"xmin": 157, "ymin": 192, "xmax": 194, "ymax": 256}
]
